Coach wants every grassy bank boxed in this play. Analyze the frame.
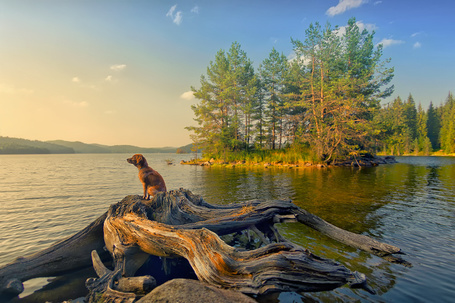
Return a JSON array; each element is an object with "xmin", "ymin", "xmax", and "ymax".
[
  {"xmin": 189, "ymin": 148, "xmax": 317, "ymax": 167},
  {"xmin": 377, "ymin": 151, "xmax": 455, "ymax": 157},
  {"xmin": 181, "ymin": 148, "xmax": 397, "ymax": 168}
]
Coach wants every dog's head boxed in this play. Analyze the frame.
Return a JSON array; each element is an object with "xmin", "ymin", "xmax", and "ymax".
[{"xmin": 127, "ymin": 154, "xmax": 147, "ymax": 168}]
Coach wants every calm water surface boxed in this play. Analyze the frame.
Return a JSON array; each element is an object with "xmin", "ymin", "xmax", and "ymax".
[{"xmin": 0, "ymin": 154, "xmax": 454, "ymax": 302}]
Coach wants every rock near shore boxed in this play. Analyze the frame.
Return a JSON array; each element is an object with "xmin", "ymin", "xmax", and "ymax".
[{"xmin": 137, "ymin": 279, "xmax": 257, "ymax": 303}]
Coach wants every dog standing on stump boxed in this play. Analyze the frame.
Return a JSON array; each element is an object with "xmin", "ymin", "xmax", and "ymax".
[{"xmin": 127, "ymin": 154, "xmax": 167, "ymax": 200}]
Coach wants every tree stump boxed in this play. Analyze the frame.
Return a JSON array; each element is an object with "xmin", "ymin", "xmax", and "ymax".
[{"xmin": 0, "ymin": 188, "xmax": 407, "ymax": 302}]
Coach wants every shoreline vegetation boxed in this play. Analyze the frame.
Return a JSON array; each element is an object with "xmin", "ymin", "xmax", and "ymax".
[
  {"xmin": 186, "ymin": 18, "xmax": 455, "ymax": 166},
  {"xmin": 181, "ymin": 148, "xmax": 454, "ymax": 169},
  {"xmin": 182, "ymin": 153, "xmax": 455, "ymax": 169},
  {"xmin": 181, "ymin": 150, "xmax": 399, "ymax": 168}
]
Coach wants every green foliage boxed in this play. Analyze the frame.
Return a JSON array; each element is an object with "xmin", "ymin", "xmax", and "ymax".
[
  {"xmin": 427, "ymin": 101, "xmax": 441, "ymax": 150},
  {"xmin": 186, "ymin": 42, "xmax": 257, "ymax": 158},
  {"xmin": 188, "ymin": 18, "xmax": 395, "ymax": 162},
  {"xmin": 376, "ymin": 92, "xmax": 455, "ymax": 156},
  {"xmin": 258, "ymin": 47, "xmax": 295, "ymax": 150},
  {"xmin": 439, "ymin": 93, "xmax": 455, "ymax": 153}
]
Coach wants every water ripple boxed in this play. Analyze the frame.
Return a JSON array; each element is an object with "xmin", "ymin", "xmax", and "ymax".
[{"xmin": 1, "ymin": 154, "xmax": 454, "ymax": 303}]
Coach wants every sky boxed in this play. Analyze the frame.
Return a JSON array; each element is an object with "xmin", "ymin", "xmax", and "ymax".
[{"xmin": 0, "ymin": 0, "xmax": 454, "ymax": 148}]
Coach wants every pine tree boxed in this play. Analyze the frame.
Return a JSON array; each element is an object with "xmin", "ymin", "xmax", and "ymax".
[
  {"xmin": 404, "ymin": 94, "xmax": 418, "ymax": 141},
  {"xmin": 187, "ymin": 42, "xmax": 256, "ymax": 158},
  {"xmin": 427, "ymin": 101, "xmax": 441, "ymax": 151},
  {"xmin": 387, "ymin": 97, "xmax": 406, "ymax": 155},
  {"xmin": 259, "ymin": 48, "xmax": 289, "ymax": 149},
  {"xmin": 291, "ymin": 18, "xmax": 394, "ymax": 161},
  {"xmin": 440, "ymin": 92, "xmax": 455, "ymax": 153},
  {"xmin": 225, "ymin": 42, "xmax": 257, "ymax": 148},
  {"xmin": 416, "ymin": 102, "xmax": 430, "ymax": 154}
]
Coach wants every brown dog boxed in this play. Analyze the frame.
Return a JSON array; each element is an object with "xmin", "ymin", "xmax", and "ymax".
[{"xmin": 127, "ymin": 154, "xmax": 167, "ymax": 200}]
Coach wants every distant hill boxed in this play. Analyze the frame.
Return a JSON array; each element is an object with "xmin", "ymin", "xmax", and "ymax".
[
  {"xmin": 0, "ymin": 136, "xmax": 196, "ymax": 155},
  {"xmin": 48, "ymin": 140, "xmax": 179, "ymax": 154},
  {"xmin": 0, "ymin": 137, "xmax": 74, "ymax": 154},
  {"xmin": 48, "ymin": 140, "xmax": 111, "ymax": 153}
]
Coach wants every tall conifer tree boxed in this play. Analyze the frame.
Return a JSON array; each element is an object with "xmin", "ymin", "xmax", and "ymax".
[
  {"xmin": 259, "ymin": 48, "xmax": 289, "ymax": 149},
  {"xmin": 427, "ymin": 102, "xmax": 441, "ymax": 151},
  {"xmin": 440, "ymin": 93, "xmax": 455, "ymax": 153}
]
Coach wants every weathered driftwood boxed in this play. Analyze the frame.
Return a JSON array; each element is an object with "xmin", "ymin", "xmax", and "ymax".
[
  {"xmin": 0, "ymin": 188, "xmax": 405, "ymax": 300},
  {"xmin": 86, "ymin": 250, "xmax": 156, "ymax": 303},
  {"xmin": 0, "ymin": 212, "xmax": 108, "ymax": 297}
]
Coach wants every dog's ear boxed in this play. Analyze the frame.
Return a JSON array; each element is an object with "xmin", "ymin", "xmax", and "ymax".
[{"xmin": 135, "ymin": 154, "xmax": 144, "ymax": 165}]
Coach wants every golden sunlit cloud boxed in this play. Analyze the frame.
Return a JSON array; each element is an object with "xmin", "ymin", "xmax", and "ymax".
[
  {"xmin": 180, "ymin": 91, "xmax": 194, "ymax": 100},
  {"xmin": 110, "ymin": 64, "xmax": 126, "ymax": 71},
  {"xmin": 72, "ymin": 77, "xmax": 80, "ymax": 83}
]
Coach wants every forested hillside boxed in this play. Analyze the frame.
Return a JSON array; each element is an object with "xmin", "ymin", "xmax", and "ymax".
[
  {"xmin": 376, "ymin": 93, "xmax": 455, "ymax": 155},
  {"xmin": 0, "ymin": 137, "xmax": 194, "ymax": 155},
  {"xmin": 0, "ymin": 137, "xmax": 75, "ymax": 154}
]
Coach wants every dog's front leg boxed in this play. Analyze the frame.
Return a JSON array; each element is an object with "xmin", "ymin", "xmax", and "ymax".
[{"xmin": 142, "ymin": 184, "xmax": 149, "ymax": 200}]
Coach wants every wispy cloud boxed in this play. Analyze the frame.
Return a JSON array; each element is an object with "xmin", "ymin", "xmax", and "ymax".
[
  {"xmin": 326, "ymin": 0, "xmax": 367, "ymax": 17},
  {"xmin": 72, "ymin": 77, "xmax": 80, "ymax": 83},
  {"xmin": 174, "ymin": 11, "xmax": 183, "ymax": 25},
  {"xmin": 166, "ymin": 4, "xmax": 183, "ymax": 25},
  {"xmin": 377, "ymin": 38, "xmax": 405, "ymax": 48},
  {"xmin": 191, "ymin": 5, "xmax": 199, "ymax": 14},
  {"xmin": 110, "ymin": 64, "xmax": 126, "ymax": 71},
  {"xmin": 105, "ymin": 75, "xmax": 117, "ymax": 83},
  {"xmin": 180, "ymin": 90, "xmax": 195, "ymax": 100},
  {"xmin": 413, "ymin": 42, "xmax": 422, "ymax": 49},
  {"xmin": 411, "ymin": 31, "xmax": 425, "ymax": 38},
  {"xmin": 166, "ymin": 5, "xmax": 177, "ymax": 18}
]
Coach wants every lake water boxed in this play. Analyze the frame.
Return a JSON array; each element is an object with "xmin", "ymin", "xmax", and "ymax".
[{"xmin": 1, "ymin": 154, "xmax": 454, "ymax": 302}]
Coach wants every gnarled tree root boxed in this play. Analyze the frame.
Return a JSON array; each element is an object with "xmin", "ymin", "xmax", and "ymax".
[{"xmin": 1, "ymin": 188, "xmax": 405, "ymax": 300}]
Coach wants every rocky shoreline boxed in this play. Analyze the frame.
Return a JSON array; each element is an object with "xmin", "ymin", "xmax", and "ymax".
[{"xmin": 180, "ymin": 155, "xmax": 397, "ymax": 168}]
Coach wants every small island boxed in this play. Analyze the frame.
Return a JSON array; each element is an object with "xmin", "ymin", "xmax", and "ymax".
[{"xmin": 184, "ymin": 19, "xmax": 455, "ymax": 166}]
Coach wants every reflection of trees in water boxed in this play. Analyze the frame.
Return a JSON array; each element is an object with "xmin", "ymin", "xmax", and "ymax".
[
  {"xmin": 193, "ymin": 166, "xmax": 296, "ymax": 205},
  {"xmin": 184, "ymin": 158, "xmax": 454, "ymax": 302},
  {"xmin": 194, "ymin": 166, "xmax": 406, "ymax": 302}
]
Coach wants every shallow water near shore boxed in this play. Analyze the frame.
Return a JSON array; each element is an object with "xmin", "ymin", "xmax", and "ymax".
[{"xmin": 1, "ymin": 154, "xmax": 454, "ymax": 302}]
